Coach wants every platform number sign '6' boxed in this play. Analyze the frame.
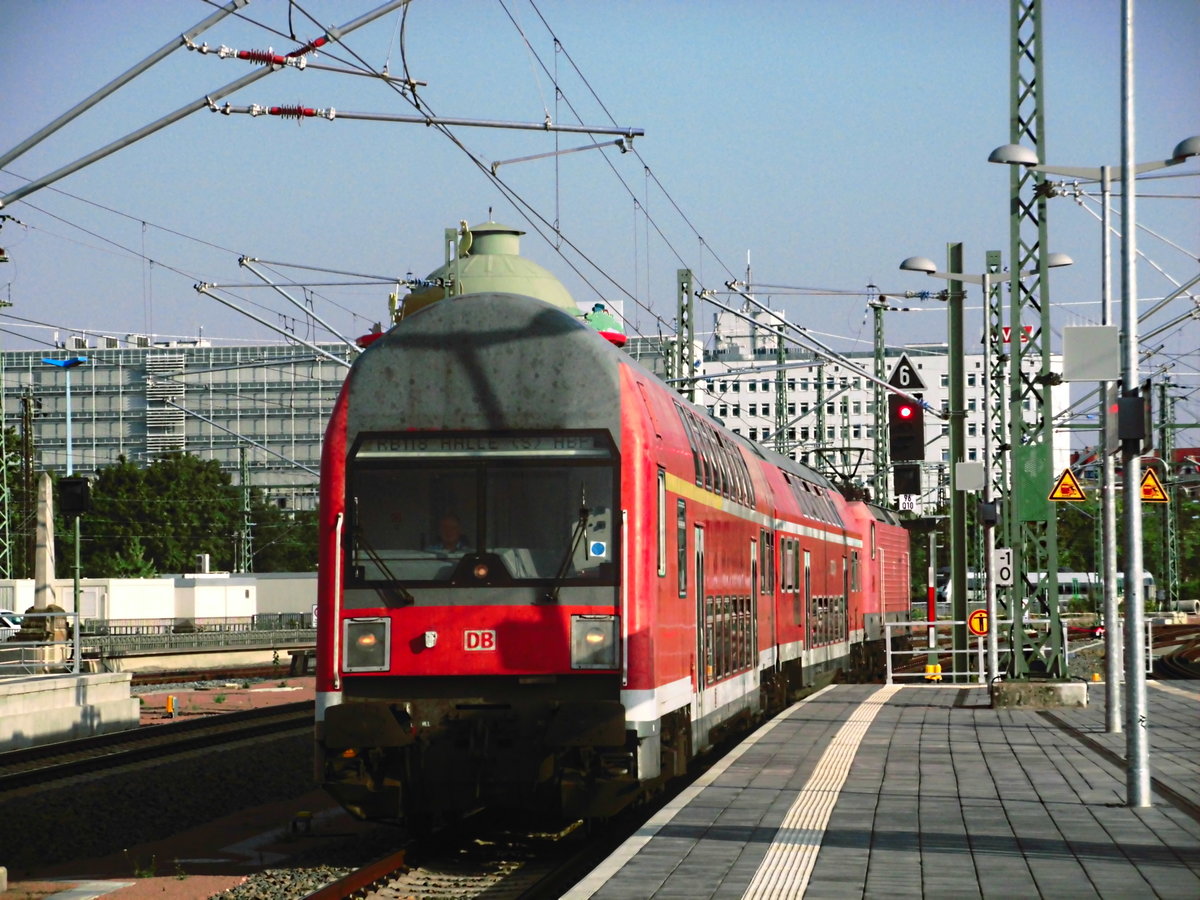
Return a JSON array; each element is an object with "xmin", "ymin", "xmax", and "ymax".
[{"xmin": 994, "ymin": 548, "xmax": 1013, "ymax": 587}]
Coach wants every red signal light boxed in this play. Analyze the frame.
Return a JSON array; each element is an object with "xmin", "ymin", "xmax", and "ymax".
[{"xmin": 888, "ymin": 395, "xmax": 925, "ymax": 460}]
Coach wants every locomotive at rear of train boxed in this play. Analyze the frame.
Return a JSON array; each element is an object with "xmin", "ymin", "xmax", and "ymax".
[{"xmin": 314, "ymin": 222, "xmax": 911, "ymax": 825}]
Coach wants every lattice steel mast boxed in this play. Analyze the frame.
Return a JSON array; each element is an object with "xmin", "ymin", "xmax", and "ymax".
[{"xmin": 1005, "ymin": 0, "xmax": 1066, "ymax": 677}]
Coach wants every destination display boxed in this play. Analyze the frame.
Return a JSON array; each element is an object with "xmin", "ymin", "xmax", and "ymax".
[{"xmin": 354, "ymin": 431, "xmax": 613, "ymax": 460}]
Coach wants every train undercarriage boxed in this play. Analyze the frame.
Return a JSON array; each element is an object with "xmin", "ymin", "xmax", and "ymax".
[
  {"xmin": 320, "ymin": 639, "xmax": 896, "ymax": 826},
  {"xmin": 321, "ymin": 676, "xmax": 639, "ymax": 824}
]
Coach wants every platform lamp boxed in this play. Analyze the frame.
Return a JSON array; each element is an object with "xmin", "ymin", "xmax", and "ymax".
[
  {"xmin": 42, "ymin": 354, "xmax": 88, "ymax": 661},
  {"xmin": 898, "ymin": 253, "xmax": 1073, "ymax": 685},
  {"xmin": 988, "ymin": 136, "xmax": 1200, "ymax": 746}
]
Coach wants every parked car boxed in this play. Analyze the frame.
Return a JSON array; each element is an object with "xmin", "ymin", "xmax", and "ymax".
[
  {"xmin": 1066, "ymin": 623, "xmax": 1105, "ymax": 640},
  {"xmin": 0, "ymin": 609, "xmax": 23, "ymax": 641}
]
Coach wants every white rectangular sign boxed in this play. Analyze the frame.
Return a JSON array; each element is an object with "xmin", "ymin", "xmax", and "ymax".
[{"xmin": 994, "ymin": 548, "xmax": 1013, "ymax": 586}]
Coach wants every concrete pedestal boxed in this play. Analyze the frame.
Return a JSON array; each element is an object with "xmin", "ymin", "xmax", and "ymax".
[
  {"xmin": 991, "ymin": 679, "xmax": 1089, "ymax": 709},
  {"xmin": 0, "ymin": 672, "xmax": 140, "ymax": 751}
]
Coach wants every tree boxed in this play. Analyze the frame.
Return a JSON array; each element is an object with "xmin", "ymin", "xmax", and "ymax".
[
  {"xmin": 88, "ymin": 535, "xmax": 158, "ymax": 578},
  {"xmin": 65, "ymin": 454, "xmax": 241, "ymax": 576},
  {"xmin": 251, "ymin": 499, "xmax": 318, "ymax": 572}
]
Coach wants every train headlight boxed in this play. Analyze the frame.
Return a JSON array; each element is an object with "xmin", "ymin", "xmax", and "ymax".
[
  {"xmin": 570, "ymin": 614, "xmax": 619, "ymax": 670},
  {"xmin": 343, "ymin": 617, "xmax": 390, "ymax": 672}
]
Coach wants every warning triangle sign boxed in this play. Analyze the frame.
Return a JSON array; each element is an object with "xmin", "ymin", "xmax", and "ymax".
[
  {"xmin": 1139, "ymin": 468, "xmax": 1168, "ymax": 503},
  {"xmin": 1049, "ymin": 468, "xmax": 1087, "ymax": 502}
]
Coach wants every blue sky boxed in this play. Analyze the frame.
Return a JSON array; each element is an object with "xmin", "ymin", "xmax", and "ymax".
[{"xmin": 1, "ymin": 1, "xmax": 1197, "ymax": 441}]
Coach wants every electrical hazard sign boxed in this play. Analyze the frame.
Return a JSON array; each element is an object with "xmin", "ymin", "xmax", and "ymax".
[
  {"xmin": 1049, "ymin": 468, "xmax": 1087, "ymax": 502},
  {"xmin": 1139, "ymin": 468, "xmax": 1168, "ymax": 503}
]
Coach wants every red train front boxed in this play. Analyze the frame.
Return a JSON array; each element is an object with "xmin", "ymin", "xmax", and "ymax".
[{"xmin": 315, "ymin": 223, "xmax": 909, "ymax": 825}]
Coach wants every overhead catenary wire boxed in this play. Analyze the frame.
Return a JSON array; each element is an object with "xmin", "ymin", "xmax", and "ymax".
[{"xmin": 3, "ymin": 1, "xmax": 1194, "ymax": 425}]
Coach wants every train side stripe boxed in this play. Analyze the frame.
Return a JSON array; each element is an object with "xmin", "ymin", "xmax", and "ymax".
[{"xmin": 663, "ymin": 471, "xmax": 862, "ymax": 548}]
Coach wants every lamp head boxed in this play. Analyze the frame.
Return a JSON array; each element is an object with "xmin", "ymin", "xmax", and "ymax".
[
  {"xmin": 1172, "ymin": 136, "xmax": 1200, "ymax": 161},
  {"xmin": 988, "ymin": 143, "xmax": 1039, "ymax": 167},
  {"xmin": 1045, "ymin": 252, "xmax": 1073, "ymax": 269},
  {"xmin": 899, "ymin": 256, "xmax": 937, "ymax": 275}
]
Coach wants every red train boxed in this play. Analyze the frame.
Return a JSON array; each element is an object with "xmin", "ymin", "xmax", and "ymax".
[{"xmin": 315, "ymin": 223, "xmax": 910, "ymax": 825}]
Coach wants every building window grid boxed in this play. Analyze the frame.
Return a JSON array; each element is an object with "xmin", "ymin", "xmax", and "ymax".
[{"xmin": 9, "ymin": 344, "xmax": 349, "ymax": 508}]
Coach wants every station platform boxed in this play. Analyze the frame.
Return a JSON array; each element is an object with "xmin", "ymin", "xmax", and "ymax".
[{"xmin": 566, "ymin": 680, "xmax": 1200, "ymax": 899}]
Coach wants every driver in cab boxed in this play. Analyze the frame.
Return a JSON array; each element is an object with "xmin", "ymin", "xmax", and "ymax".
[{"xmin": 427, "ymin": 513, "xmax": 470, "ymax": 555}]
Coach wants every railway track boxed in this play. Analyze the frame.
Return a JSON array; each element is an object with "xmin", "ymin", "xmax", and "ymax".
[
  {"xmin": 296, "ymin": 809, "xmax": 649, "ymax": 900},
  {"xmin": 0, "ymin": 700, "xmax": 313, "ymax": 792},
  {"xmin": 1153, "ymin": 624, "xmax": 1200, "ymax": 678},
  {"xmin": 128, "ymin": 658, "xmax": 310, "ymax": 686}
]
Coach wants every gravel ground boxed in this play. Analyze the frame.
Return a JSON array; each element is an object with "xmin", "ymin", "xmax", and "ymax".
[
  {"xmin": 207, "ymin": 827, "xmax": 402, "ymax": 900},
  {"xmin": 1066, "ymin": 640, "xmax": 1108, "ymax": 681},
  {"xmin": 0, "ymin": 731, "xmax": 314, "ymax": 874}
]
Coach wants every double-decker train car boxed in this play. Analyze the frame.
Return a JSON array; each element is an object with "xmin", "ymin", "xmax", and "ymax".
[{"xmin": 315, "ymin": 222, "xmax": 910, "ymax": 825}]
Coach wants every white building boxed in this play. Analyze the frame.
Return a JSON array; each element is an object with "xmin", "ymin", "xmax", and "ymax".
[{"xmin": 635, "ymin": 306, "xmax": 1072, "ymax": 513}]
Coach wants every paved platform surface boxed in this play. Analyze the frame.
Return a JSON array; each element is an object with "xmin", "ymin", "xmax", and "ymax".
[{"xmin": 567, "ymin": 680, "xmax": 1200, "ymax": 899}]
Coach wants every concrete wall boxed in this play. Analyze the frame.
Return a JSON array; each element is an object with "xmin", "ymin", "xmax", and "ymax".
[
  {"xmin": 0, "ymin": 672, "xmax": 140, "ymax": 750},
  {"xmin": 254, "ymin": 572, "xmax": 317, "ymax": 616}
]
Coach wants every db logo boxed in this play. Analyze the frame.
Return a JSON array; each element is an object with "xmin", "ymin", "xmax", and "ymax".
[{"xmin": 464, "ymin": 630, "xmax": 497, "ymax": 651}]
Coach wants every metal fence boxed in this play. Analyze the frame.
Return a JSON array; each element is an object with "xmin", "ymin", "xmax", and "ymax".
[
  {"xmin": 0, "ymin": 612, "xmax": 316, "ymax": 679},
  {"xmin": 885, "ymin": 618, "xmax": 1032, "ymax": 685},
  {"xmin": 0, "ymin": 609, "xmax": 84, "ymax": 678},
  {"xmin": 884, "ymin": 618, "xmax": 1154, "ymax": 685},
  {"xmin": 80, "ymin": 613, "xmax": 314, "ymax": 635}
]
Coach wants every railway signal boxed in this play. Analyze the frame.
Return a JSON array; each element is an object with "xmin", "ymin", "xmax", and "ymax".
[{"xmin": 888, "ymin": 395, "xmax": 925, "ymax": 460}]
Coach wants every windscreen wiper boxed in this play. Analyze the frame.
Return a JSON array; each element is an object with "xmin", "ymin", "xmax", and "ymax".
[
  {"xmin": 352, "ymin": 507, "xmax": 415, "ymax": 606},
  {"xmin": 542, "ymin": 489, "xmax": 590, "ymax": 604}
]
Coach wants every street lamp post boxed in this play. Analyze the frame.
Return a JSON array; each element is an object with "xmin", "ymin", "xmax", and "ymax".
[
  {"xmin": 988, "ymin": 137, "xmax": 1199, "ymax": 750},
  {"xmin": 900, "ymin": 253, "xmax": 1073, "ymax": 685},
  {"xmin": 42, "ymin": 355, "xmax": 87, "ymax": 637}
]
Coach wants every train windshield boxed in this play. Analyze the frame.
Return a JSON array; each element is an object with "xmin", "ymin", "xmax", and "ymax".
[{"xmin": 348, "ymin": 432, "xmax": 616, "ymax": 585}]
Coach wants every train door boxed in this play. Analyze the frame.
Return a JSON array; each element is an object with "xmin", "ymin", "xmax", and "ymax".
[
  {"xmin": 840, "ymin": 555, "xmax": 850, "ymax": 643},
  {"xmin": 694, "ymin": 525, "xmax": 708, "ymax": 722},
  {"xmin": 803, "ymin": 549, "xmax": 812, "ymax": 647},
  {"xmin": 751, "ymin": 537, "xmax": 761, "ymax": 672},
  {"xmin": 780, "ymin": 537, "xmax": 798, "ymax": 659}
]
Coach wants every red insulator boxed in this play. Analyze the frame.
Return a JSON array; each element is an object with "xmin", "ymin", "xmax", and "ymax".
[
  {"xmin": 287, "ymin": 36, "xmax": 328, "ymax": 58},
  {"xmin": 356, "ymin": 332, "xmax": 385, "ymax": 349},
  {"xmin": 238, "ymin": 49, "xmax": 287, "ymax": 66},
  {"xmin": 269, "ymin": 106, "xmax": 317, "ymax": 119}
]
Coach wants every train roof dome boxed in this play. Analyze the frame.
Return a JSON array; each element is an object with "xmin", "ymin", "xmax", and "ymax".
[{"xmin": 401, "ymin": 220, "xmax": 578, "ymax": 318}]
